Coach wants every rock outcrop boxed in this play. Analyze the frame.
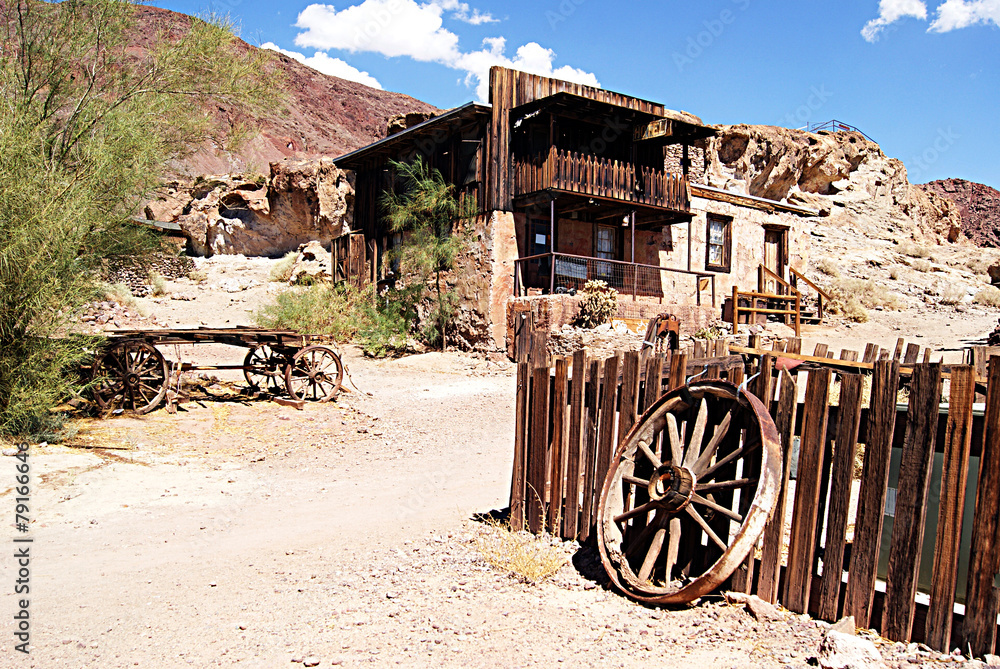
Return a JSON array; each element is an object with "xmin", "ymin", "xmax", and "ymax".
[
  {"xmin": 702, "ymin": 125, "xmax": 965, "ymax": 244},
  {"xmin": 160, "ymin": 158, "xmax": 354, "ymax": 257},
  {"xmin": 919, "ymin": 178, "xmax": 1000, "ymax": 247}
]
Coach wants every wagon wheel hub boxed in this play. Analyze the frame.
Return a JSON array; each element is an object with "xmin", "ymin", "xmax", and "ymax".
[
  {"xmin": 647, "ymin": 465, "xmax": 696, "ymax": 514},
  {"xmin": 125, "ymin": 372, "xmax": 141, "ymax": 388}
]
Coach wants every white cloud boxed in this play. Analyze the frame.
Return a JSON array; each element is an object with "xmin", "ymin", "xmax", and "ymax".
[
  {"xmin": 861, "ymin": 0, "xmax": 928, "ymax": 41},
  {"xmin": 293, "ymin": 0, "xmax": 597, "ymax": 102},
  {"xmin": 929, "ymin": 0, "xmax": 1000, "ymax": 31},
  {"xmin": 262, "ymin": 42, "xmax": 383, "ymax": 89}
]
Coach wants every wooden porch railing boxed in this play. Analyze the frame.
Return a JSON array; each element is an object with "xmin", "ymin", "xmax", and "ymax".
[
  {"xmin": 790, "ymin": 266, "xmax": 832, "ymax": 323},
  {"xmin": 513, "ymin": 146, "xmax": 691, "ymax": 212},
  {"xmin": 514, "ymin": 252, "xmax": 716, "ymax": 306}
]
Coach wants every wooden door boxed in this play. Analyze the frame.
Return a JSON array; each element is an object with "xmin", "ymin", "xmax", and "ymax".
[{"xmin": 764, "ymin": 228, "xmax": 787, "ymax": 294}]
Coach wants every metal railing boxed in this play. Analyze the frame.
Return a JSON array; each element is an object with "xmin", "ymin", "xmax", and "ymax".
[
  {"xmin": 513, "ymin": 252, "xmax": 716, "ymax": 306},
  {"xmin": 512, "ymin": 146, "xmax": 691, "ymax": 212},
  {"xmin": 805, "ymin": 120, "xmax": 875, "ymax": 144}
]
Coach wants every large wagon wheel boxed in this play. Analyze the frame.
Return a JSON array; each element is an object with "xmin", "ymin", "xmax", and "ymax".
[
  {"xmin": 597, "ymin": 379, "xmax": 781, "ymax": 605},
  {"xmin": 284, "ymin": 345, "xmax": 343, "ymax": 402},
  {"xmin": 243, "ymin": 345, "xmax": 288, "ymax": 395},
  {"xmin": 91, "ymin": 340, "xmax": 169, "ymax": 414}
]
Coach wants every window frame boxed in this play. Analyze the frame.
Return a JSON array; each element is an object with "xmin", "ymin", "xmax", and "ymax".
[{"xmin": 705, "ymin": 214, "xmax": 733, "ymax": 273}]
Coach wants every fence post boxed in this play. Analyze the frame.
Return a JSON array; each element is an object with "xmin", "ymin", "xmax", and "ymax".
[{"xmin": 731, "ymin": 285, "xmax": 739, "ymax": 335}]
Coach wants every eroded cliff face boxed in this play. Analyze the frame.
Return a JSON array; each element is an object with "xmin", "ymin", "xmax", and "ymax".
[
  {"xmin": 146, "ymin": 158, "xmax": 354, "ymax": 257},
  {"xmin": 919, "ymin": 178, "xmax": 1000, "ymax": 248},
  {"xmin": 701, "ymin": 124, "xmax": 965, "ymax": 245}
]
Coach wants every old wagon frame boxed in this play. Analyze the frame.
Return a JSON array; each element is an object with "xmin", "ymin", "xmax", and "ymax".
[{"xmin": 87, "ymin": 327, "xmax": 344, "ymax": 414}]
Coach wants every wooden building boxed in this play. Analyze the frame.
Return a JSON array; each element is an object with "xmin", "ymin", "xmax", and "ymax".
[{"xmin": 335, "ymin": 66, "xmax": 818, "ymax": 349}]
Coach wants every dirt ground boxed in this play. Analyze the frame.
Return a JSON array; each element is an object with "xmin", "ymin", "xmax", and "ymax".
[{"xmin": 2, "ymin": 254, "xmax": 998, "ymax": 668}]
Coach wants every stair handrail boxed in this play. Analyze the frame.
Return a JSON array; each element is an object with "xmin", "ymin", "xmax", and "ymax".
[
  {"xmin": 789, "ymin": 266, "xmax": 832, "ymax": 301},
  {"xmin": 758, "ymin": 263, "xmax": 799, "ymax": 296}
]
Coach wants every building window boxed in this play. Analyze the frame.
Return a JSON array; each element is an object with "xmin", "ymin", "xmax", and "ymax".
[
  {"xmin": 706, "ymin": 215, "xmax": 732, "ymax": 273},
  {"xmin": 595, "ymin": 225, "xmax": 619, "ymax": 260}
]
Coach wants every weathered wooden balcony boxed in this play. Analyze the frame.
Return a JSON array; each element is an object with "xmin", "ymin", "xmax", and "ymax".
[{"xmin": 513, "ymin": 146, "xmax": 691, "ymax": 213}]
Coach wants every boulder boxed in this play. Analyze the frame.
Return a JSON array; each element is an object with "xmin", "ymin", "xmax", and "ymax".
[
  {"xmin": 815, "ymin": 631, "xmax": 886, "ymax": 669},
  {"xmin": 288, "ymin": 241, "xmax": 332, "ymax": 284},
  {"xmin": 920, "ymin": 178, "xmax": 1000, "ymax": 248},
  {"xmin": 174, "ymin": 160, "xmax": 355, "ymax": 257}
]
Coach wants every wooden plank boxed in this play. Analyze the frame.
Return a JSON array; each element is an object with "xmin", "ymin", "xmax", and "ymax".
[
  {"xmin": 510, "ymin": 362, "xmax": 531, "ymax": 531},
  {"xmin": 963, "ymin": 357, "xmax": 1000, "ymax": 657},
  {"xmin": 863, "ymin": 343, "xmax": 880, "ymax": 364},
  {"xmin": 882, "ymin": 362, "xmax": 942, "ymax": 642},
  {"xmin": 813, "ymin": 343, "xmax": 829, "ymax": 358},
  {"xmin": 894, "ymin": 337, "xmax": 905, "ymax": 361},
  {"xmin": 925, "ymin": 366, "xmax": 976, "ymax": 651},
  {"xmin": 618, "ymin": 351, "xmax": 641, "ymax": 447},
  {"xmin": 527, "ymin": 366, "xmax": 551, "ymax": 534},
  {"xmin": 579, "ymin": 359, "xmax": 603, "ymax": 542},
  {"xmin": 562, "ymin": 351, "xmax": 587, "ymax": 540},
  {"xmin": 642, "ymin": 353, "xmax": 664, "ymax": 413},
  {"xmin": 668, "ymin": 352, "xmax": 687, "ymax": 391},
  {"xmin": 530, "ymin": 330, "xmax": 549, "ymax": 369},
  {"xmin": 757, "ymin": 369, "xmax": 798, "ymax": 604},
  {"xmin": 787, "ymin": 337, "xmax": 802, "ymax": 354},
  {"xmin": 843, "ymin": 360, "xmax": 901, "ymax": 627},
  {"xmin": 903, "ymin": 343, "xmax": 921, "ymax": 364},
  {"xmin": 593, "ymin": 354, "xmax": 621, "ymax": 528},
  {"xmin": 816, "ymin": 372, "xmax": 865, "ymax": 621},
  {"xmin": 784, "ymin": 367, "xmax": 832, "ymax": 613},
  {"xmin": 548, "ymin": 358, "xmax": 570, "ymax": 535}
]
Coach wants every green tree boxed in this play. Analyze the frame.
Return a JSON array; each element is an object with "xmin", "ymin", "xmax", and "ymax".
[
  {"xmin": 0, "ymin": 0, "xmax": 279, "ymax": 437},
  {"xmin": 381, "ymin": 158, "xmax": 473, "ymax": 350}
]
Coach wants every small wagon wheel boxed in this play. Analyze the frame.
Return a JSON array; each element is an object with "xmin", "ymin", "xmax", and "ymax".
[
  {"xmin": 284, "ymin": 345, "xmax": 344, "ymax": 402},
  {"xmin": 243, "ymin": 345, "xmax": 288, "ymax": 395},
  {"xmin": 596, "ymin": 380, "xmax": 781, "ymax": 605},
  {"xmin": 91, "ymin": 339, "xmax": 169, "ymax": 414}
]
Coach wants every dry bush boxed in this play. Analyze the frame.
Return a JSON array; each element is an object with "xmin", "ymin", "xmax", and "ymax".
[
  {"xmin": 816, "ymin": 258, "xmax": 841, "ymax": 278},
  {"xmin": 268, "ymin": 250, "xmax": 298, "ymax": 282},
  {"xmin": 975, "ymin": 286, "xmax": 1000, "ymax": 308},
  {"xmin": 939, "ymin": 285, "xmax": 966, "ymax": 306},
  {"xmin": 474, "ymin": 519, "xmax": 568, "ymax": 584},
  {"xmin": 147, "ymin": 270, "xmax": 168, "ymax": 296},
  {"xmin": 889, "ymin": 267, "xmax": 901, "ymax": 280},
  {"xmin": 825, "ymin": 277, "xmax": 901, "ymax": 322},
  {"xmin": 897, "ymin": 241, "xmax": 931, "ymax": 258},
  {"xmin": 965, "ymin": 256, "xmax": 992, "ymax": 274},
  {"xmin": 910, "ymin": 259, "xmax": 932, "ymax": 273},
  {"xmin": 187, "ymin": 269, "xmax": 208, "ymax": 284}
]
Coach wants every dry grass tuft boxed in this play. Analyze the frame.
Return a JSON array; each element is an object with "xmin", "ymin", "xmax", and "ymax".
[
  {"xmin": 187, "ymin": 269, "xmax": 208, "ymax": 284},
  {"xmin": 815, "ymin": 258, "xmax": 841, "ymax": 278},
  {"xmin": 268, "ymin": 250, "xmax": 298, "ymax": 282},
  {"xmin": 910, "ymin": 259, "xmax": 932, "ymax": 273},
  {"xmin": 974, "ymin": 286, "xmax": 1000, "ymax": 308},
  {"xmin": 474, "ymin": 519, "xmax": 568, "ymax": 584},
  {"xmin": 897, "ymin": 241, "xmax": 931, "ymax": 258},
  {"xmin": 824, "ymin": 277, "xmax": 902, "ymax": 322},
  {"xmin": 965, "ymin": 256, "xmax": 992, "ymax": 274},
  {"xmin": 939, "ymin": 285, "xmax": 966, "ymax": 305}
]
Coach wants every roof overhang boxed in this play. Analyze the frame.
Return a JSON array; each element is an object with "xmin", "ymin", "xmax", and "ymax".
[{"xmin": 333, "ymin": 102, "xmax": 491, "ymax": 171}]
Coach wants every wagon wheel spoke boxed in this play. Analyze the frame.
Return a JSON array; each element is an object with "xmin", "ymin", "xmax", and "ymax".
[
  {"xmin": 699, "ymin": 432, "xmax": 761, "ymax": 482},
  {"xmin": 663, "ymin": 518, "xmax": 682, "ymax": 583},
  {"xmin": 692, "ymin": 407, "xmax": 735, "ymax": 473},
  {"xmin": 696, "ymin": 478, "xmax": 758, "ymax": 494},
  {"xmin": 691, "ymin": 493, "xmax": 743, "ymax": 523},
  {"xmin": 638, "ymin": 527, "xmax": 667, "ymax": 583},
  {"xmin": 665, "ymin": 413, "xmax": 682, "ymax": 464},
  {"xmin": 685, "ymin": 505, "xmax": 728, "ymax": 551},
  {"xmin": 614, "ymin": 499, "xmax": 660, "ymax": 525},
  {"xmin": 682, "ymin": 399, "xmax": 708, "ymax": 468},
  {"xmin": 623, "ymin": 473, "xmax": 650, "ymax": 488}
]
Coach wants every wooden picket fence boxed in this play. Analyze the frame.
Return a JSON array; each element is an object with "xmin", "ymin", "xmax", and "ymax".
[{"xmin": 510, "ymin": 335, "xmax": 1000, "ymax": 657}]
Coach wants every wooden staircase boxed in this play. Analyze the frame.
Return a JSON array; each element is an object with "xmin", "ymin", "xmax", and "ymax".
[{"xmin": 729, "ymin": 265, "xmax": 831, "ymax": 337}]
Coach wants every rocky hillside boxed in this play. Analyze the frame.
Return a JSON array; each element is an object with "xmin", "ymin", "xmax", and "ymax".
[
  {"xmin": 701, "ymin": 124, "xmax": 964, "ymax": 245},
  {"xmin": 919, "ymin": 178, "xmax": 1000, "ymax": 247},
  {"xmin": 130, "ymin": 6, "xmax": 437, "ymax": 177}
]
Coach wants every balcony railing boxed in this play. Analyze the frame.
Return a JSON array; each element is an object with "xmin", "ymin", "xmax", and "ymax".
[
  {"xmin": 513, "ymin": 146, "xmax": 691, "ymax": 213},
  {"xmin": 514, "ymin": 252, "xmax": 716, "ymax": 307}
]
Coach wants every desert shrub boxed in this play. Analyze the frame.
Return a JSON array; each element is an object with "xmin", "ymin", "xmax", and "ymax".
[
  {"xmin": 147, "ymin": 271, "xmax": 168, "ymax": 296},
  {"xmin": 575, "ymin": 280, "xmax": 618, "ymax": 328},
  {"xmin": 268, "ymin": 250, "xmax": 298, "ymax": 282},
  {"xmin": 825, "ymin": 277, "xmax": 902, "ymax": 322},
  {"xmin": 693, "ymin": 325, "xmax": 725, "ymax": 340},
  {"xmin": 187, "ymin": 269, "xmax": 208, "ymax": 284},
  {"xmin": 474, "ymin": 519, "xmax": 567, "ymax": 584},
  {"xmin": 255, "ymin": 283, "xmax": 418, "ymax": 357},
  {"xmin": 939, "ymin": 285, "xmax": 966, "ymax": 305},
  {"xmin": 816, "ymin": 258, "xmax": 841, "ymax": 278},
  {"xmin": 911, "ymin": 259, "xmax": 932, "ymax": 273},
  {"xmin": 974, "ymin": 286, "xmax": 1000, "ymax": 307},
  {"xmin": 898, "ymin": 241, "xmax": 931, "ymax": 258},
  {"xmin": 889, "ymin": 267, "xmax": 901, "ymax": 280},
  {"xmin": 965, "ymin": 256, "xmax": 991, "ymax": 274}
]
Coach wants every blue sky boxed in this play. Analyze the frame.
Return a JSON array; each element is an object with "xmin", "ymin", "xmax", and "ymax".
[{"xmin": 153, "ymin": 0, "xmax": 1000, "ymax": 188}]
